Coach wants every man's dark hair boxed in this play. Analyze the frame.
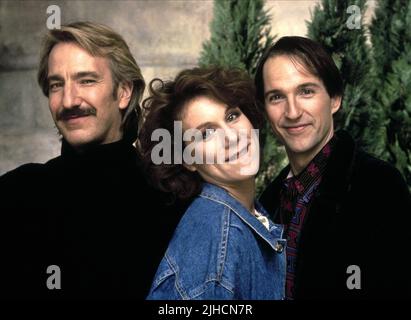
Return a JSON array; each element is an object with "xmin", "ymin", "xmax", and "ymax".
[
  {"xmin": 139, "ymin": 67, "xmax": 264, "ymax": 200},
  {"xmin": 254, "ymin": 36, "xmax": 344, "ymax": 107}
]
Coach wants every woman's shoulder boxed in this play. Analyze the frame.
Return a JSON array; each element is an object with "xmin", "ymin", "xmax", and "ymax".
[
  {"xmin": 186, "ymin": 192, "xmax": 228, "ymax": 215},
  {"xmin": 163, "ymin": 191, "xmax": 253, "ymax": 274},
  {"xmin": 148, "ymin": 193, "xmax": 237, "ymax": 299},
  {"xmin": 169, "ymin": 194, "xmax": 228, "ymax": 246}
]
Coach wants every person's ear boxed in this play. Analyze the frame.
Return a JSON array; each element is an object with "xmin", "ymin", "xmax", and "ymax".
[
  {"xmin": 117, "ymin": 81, "xmax": 133, "ymax": 110},
  {"xmin": 331, "ymin": 95, "xmax": 342, "ymax": 115}
]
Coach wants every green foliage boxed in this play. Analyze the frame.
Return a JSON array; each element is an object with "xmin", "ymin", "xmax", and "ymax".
[
  {"xmin": 307, "ymin": 0, "xmax": 411, "ymax": 190},
  {"xmin": 370, "ymin": 0, "xmax": 411, "ymax": 188},
  {"xmin": 370, "ymin": 0, "xmax": 410, "ymax": 80},
  {"xmin": 307, "ymin": 0, "xmax": 387, "ymax": 160},
  {"xmin": 199, "ymin": 0, "xmax": 287, "ymax": 196},
  {"xmin": 199, "ymin": 0, "xmax": 273, "ymax": 76}
]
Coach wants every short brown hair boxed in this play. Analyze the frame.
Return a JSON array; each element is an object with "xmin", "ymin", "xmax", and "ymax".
[
  {"xmin": 37, "ymin": 21, "xmax": 145, "ymax": 143},
  {"xmin": 139, "ymin": 67, "xmax": 264, "ymax": 200}
]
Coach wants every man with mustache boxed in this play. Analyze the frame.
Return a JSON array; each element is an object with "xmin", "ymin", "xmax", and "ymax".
[
  {"xmin": 0, "ymin": 22, "xmax": 184, "ymax": 299},
  {"xmin": 255, "ymin": 36, "xmax": 411, "ymax": 299}
]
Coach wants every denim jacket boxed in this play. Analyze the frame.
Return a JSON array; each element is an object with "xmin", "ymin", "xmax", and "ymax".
[{"xmin": 146, "ymin": 183, "xmax": 286, "ymax": 300}]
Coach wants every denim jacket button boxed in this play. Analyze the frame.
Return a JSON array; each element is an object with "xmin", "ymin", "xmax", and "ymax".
[{"xmin": 274, "ymin": 242, "xmax": 284, "ymax": 253}]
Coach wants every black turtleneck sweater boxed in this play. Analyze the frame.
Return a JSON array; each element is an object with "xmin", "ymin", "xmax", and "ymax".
[{"xmin": 0, "ymin": 139, "xmax": 186, "ymax": 300}]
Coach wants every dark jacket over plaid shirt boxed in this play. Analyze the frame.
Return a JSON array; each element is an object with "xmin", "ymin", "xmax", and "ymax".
[{"xmin": 260, "ymin": 130, "xmax": 411, "ymax": 299}]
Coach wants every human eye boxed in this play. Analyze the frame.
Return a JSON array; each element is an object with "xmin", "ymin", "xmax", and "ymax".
[
  {"xmin": 300, "ymin": 87, "xmax": 315, "ymax": 96},
  {"xmin": 267, "ymin": 93, "xmax": 284, "ymax": 104},
  {"xmin": 80, "ymin": 79, "xmax": 96, "ymax": 85},
  {"xmin": 49, "ymin": 82, "xmax": 63, "ymax": 92},
  {"xmin": 226, "ymin": 109, "xmax": 241, "ymax": 122}
]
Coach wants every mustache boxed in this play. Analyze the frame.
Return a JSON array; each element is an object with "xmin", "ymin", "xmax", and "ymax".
[{"xmin": 57, "ymin": 107, "xmax": 97, "ymax": 121}]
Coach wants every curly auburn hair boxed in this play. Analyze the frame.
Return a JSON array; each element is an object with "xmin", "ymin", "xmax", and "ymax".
[{"xmin": 139, "ymin": 67, "xmax": 264, "ymax": 201}]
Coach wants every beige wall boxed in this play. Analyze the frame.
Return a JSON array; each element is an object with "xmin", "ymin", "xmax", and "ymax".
[
  {"xmin": 266, "ymin": 0, "xmax": 377, "ymax": 38},
  {"xmin": 0, "ymin": 0, "xmax": 376, "ymax": 174}
]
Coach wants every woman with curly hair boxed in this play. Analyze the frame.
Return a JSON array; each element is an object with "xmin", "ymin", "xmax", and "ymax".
[{"xmin": 140, "ymin": 67, "xmax": 286, "ymax": 300}]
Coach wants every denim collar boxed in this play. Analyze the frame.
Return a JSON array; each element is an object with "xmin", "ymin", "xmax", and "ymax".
[{"xmin": 199, "ymin": 183, "xmax": 285, "ymax": 250}]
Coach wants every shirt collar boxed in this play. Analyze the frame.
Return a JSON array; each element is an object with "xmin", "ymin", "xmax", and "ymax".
[
  {"xmin": 200, "ymin": 183, "xmax": 284, "ymax": 245},
  {"xmin": 284, "ymin": 135, "xmax": 337, "ymax": 195}
]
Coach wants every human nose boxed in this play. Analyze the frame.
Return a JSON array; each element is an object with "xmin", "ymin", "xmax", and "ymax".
[
  {"xmin": 62, "ymin": 82, "xmax": 81, "ymax": 109},
  {"xmin": 284, "ymin": 96, "xmax": 303, "ymax": 120},
  {"xmin": 224, "ymin": 127, "xmax": 239, "ymax": 149}
]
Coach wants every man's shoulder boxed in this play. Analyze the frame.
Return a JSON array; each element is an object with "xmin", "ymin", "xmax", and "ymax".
[
  {"xmin": 354, "ymin": 150, "xmax": 406, "ymax": 185},
  {"xmin": 334, "ymin": 130, "xmax": 406, "ymax": 185},
  {"xmin": 1, "ymin": 163, "xmax": 45, "ymax": 183},
  {"xmin": 0, "ymin": 157, "xmax": 66, "ymax": 198},
  {"xmin": 347, "ymin": 150, "xmax": 411, "ymax": 211},
  {"xmin": 0, "ymin": 156, "xmax": 61, "ymax": 181}
]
